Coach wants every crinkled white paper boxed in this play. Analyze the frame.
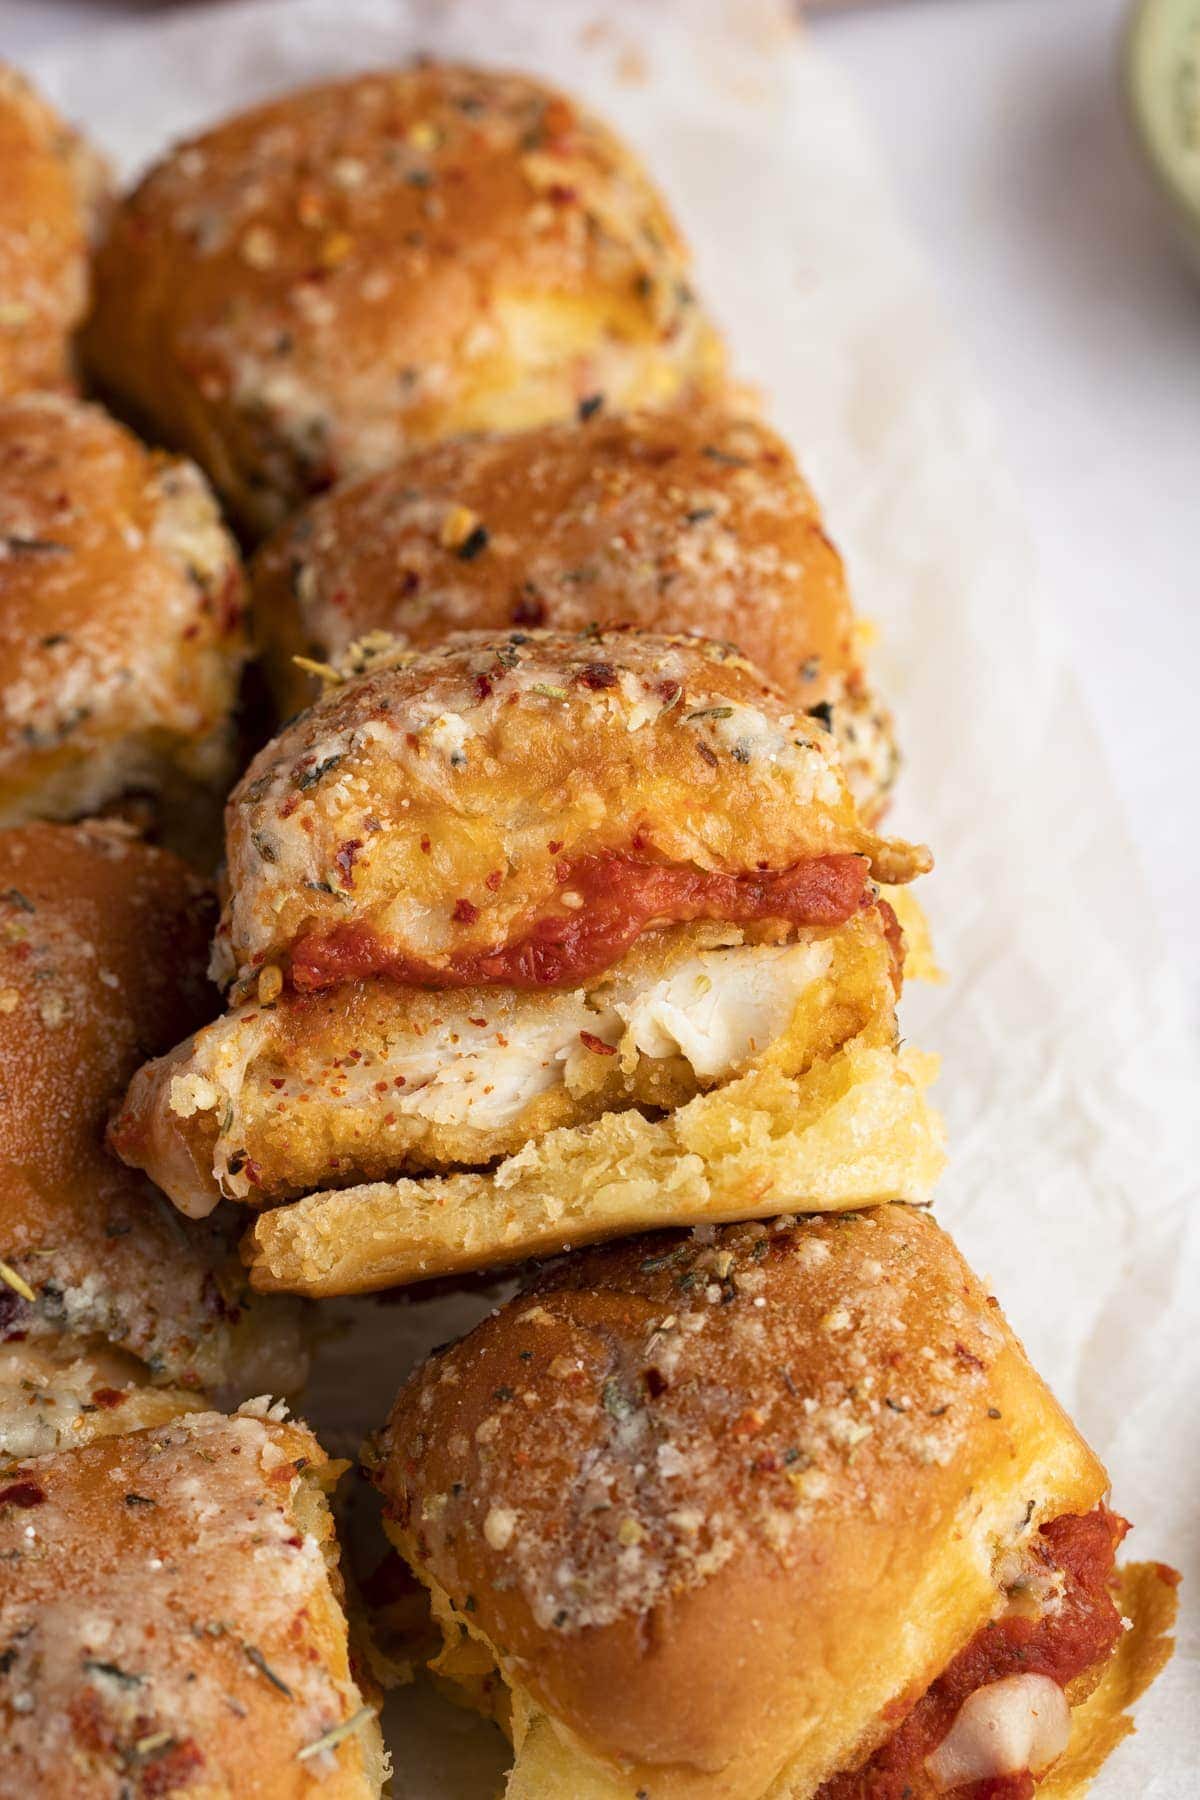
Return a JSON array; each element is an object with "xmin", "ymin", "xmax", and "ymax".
[{"xmin": 32, "ymin": 0, "xmax": 1199, "ymax": 1792}]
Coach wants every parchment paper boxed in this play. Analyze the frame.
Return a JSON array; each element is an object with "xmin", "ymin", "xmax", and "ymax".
[{"xmin": 30, "ymin": 1, "xmax": 1199, "ymax": 1792}]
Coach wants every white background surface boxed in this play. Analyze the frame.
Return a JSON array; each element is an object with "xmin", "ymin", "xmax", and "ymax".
[{"xmin": 3, "ymin": 0, "xmax": 1197, "ymax": 1794}]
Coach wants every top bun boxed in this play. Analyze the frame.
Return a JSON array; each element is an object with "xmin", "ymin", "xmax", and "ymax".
[
  {"xmin": 0, "ymin": 65, "xmax": 108, "ymax": 397},
  {"xmin": 83, "ymin": 63, "xmax": 725, "ymax": 535},
  {"xmin": 248, "ymin": 407, "xmax": 896, "ymax": 821},
  {"xmin": 217, "ymin": 628, "xmax": 927, "ymax": 994},
  {"xmin": 252, "ymin": 406, "xmax": 852, "ymax": 711}
]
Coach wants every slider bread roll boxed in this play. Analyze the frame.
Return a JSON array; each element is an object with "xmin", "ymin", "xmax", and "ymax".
[
  {"xmin": 0, "ymin": 822, "xmax": 307, "ymax": 1406},
  {"xmin": 250, "ymin": 406, "xmax": 896, "ymax": 820},
  {"xmin": 0, "ymin": 1406, "xmax": 385, "ymax": 1797},
  {"xmin": 110, "ymin": 630, "xmax": 942, "ymax": 1293},
  {"xmin": 0, "ymin": 66, "xmax": 108, "ymax": 398},
  {"xmin": 369, "ymin": 1206, "xmax": 1178, "ymax": 1799},
  {"xmin": 0, "ymin": 395, "xmax": 248, "ymax": 852},
  {"xmin": 83, "ymin": 62, "xmax": 725, "ymax": 536}
]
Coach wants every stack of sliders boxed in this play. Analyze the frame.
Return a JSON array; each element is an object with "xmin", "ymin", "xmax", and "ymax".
[
  {"xmin": 112, "ymin": 626, "xmax": 940, "ymax": 1296},
  {"xmin": 0, "ymin": 49, "xmax": 1178, "ymax": 1800}
]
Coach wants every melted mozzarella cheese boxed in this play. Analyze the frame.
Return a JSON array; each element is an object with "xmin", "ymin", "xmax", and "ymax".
[{"xmin": 924, "ymin": 1674, "xmax": 1071, "ymax": 1792}]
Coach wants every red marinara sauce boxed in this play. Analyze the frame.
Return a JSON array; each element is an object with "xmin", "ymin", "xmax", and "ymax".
[
  {"xmin": 288, "ymin": 851, "xmax": 876, "ymax": 994},
  {"xmin": 815, "ymin": 1506, "xmax": 1129, "ymax": 1800}
]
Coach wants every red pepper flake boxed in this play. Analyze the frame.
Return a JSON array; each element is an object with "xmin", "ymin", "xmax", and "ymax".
[
  {"xmin": 142, "ymin": 1737, "xmax": 205, "ymax": 1798},
  {"xmin": 92, "ymin": 1387, "xmax": 127, "ymax": 1410},
  {"xmin": 579, "ymin": 1030, "xmax": 616, "ymax": 1056},
  {"xmin": 954, "ymin": 1341, "xmax": 987, "ymax": 1373},
  {"xmin": 420, "ymin": 836, "xmax": 431, "ymax": 854},
  {"xmin": 696, "ymin": 742, "xmax": 719, "ymax": 768},
  {"xmin": 0, "ymin": 1480, "xmax": 45, "ymax": 1508},
  {"xmin": 547, "ymin": 840, "xmax": 563, "ymax": 855},
  {"xmin": 576, "ymin": 661, "xmax": 617, "ymax": 690},
  {"xmin": 453, "ymin": 898, "xmax": 479, "ymax": 924},
  {"xmin": 335, "ymin": 838, "xmax": 363, "ymax": 888},
  {"xmin": 484, "ymin": 869, "xmax": 503, "ymax": 891},
  {"xmin": 468, "ymin": 1017, "xmax": 487, "ymax": 1028},
  {"xmin": 474, "ymin": 673, "xmax": 493, "ymax": 702}
]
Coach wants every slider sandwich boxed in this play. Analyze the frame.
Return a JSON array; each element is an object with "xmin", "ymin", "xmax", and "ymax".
[
  {"xmin": 251, "ymin": 405, "xmax": 897, "ymax": 822},
  {"xmin": 0, "ymin": 822, "xmax": 307, "ymax": 1458},
  {"xmin": 113, "ymin": 629, "xmax": 942, "ymax": 1296},
  {"xmin": 83, "ymin": 62, "xmax": 725, "ymax": 536},
  {"xmin": 0, "ymin": 1405, "xmax": 384, "ymax": 1797},
  {"xmin": 368, "ymin": 1206, "xmax": 1178, "ymax": 1799}
]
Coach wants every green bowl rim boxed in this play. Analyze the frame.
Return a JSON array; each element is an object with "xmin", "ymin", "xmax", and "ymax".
[{"xmin": 1122, "ymin": 0, "xmax": 1200, "ymax": 239}]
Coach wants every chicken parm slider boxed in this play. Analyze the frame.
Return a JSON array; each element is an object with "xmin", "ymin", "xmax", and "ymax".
[
  {"xmin": 112, "ymin": 629, "xmax": 941, "ymax": 1296},
  {"xmin": 0, "ymin": 394, "xmax": 248, "ymax": 853},
  {"xmin": 369, "ymin": 1206, "xmax": 1178, "ymax": 1800},
  {"xmin": 0, "ymin": 1405, "xmax": 385, "ymax": 1798},
  {"xmin": 83, "ymin": 62, "xmax": 725, "ymax": 537},
  {"xmin": 0, "ymin": 822, "xmax": 308, "ymax": 1428},
  {"xmin": 0, "ymin": 65, "xmax": 108, "ymax": 398},
  {"xmin": 250, "ymin": 406, "xmax": 896, "ymax": 821}
]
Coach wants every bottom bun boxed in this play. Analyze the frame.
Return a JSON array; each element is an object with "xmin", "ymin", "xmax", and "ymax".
[
  {"xmin": 1037, "ymin": 1561, "xmax": 1179, "ymax": 1798},
  {"xmin": 497, "ymin": 1561, "xmax": 1177, "ymax": 1798},
  {"xmin": 244, "ymin": 1037, "xmax": 943, "ymax": 1295}
]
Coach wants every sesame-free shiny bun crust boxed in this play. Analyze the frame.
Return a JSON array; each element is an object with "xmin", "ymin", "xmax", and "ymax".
[{"xmin": 83, "ymin": 63, "xmax": 725, "ymax": 535}]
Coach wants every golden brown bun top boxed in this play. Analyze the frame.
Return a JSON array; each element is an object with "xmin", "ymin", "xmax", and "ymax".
[
  {"xmin": 0, "ymin": 822, "xmax": 307, "ymax": 1395},
  {"xmin": 0, "ymin": 1407, "xmax": 381, "ymax": 1797},
  {"xmin": 218, "ymin": 628, "xmax": 927, "ymax": 990},
  {"xmin": 0, "ymin": 820, "xmax": 214, "ymax": 1170},
  {"xmin": 84, "ymin": 62, "xmax": 724, "ymax": 533},
  {"xmin": 0, "ymin": 393, "xmax": 247, "ymax": 784},
  {"xmin": 0, "ymin": 65, "xmax": 108, "ymax": 397},
  {"xmin": 251, "ymin": 406, "xmax": 855, "ymax": 720},
  {"xmin": 373, "ymin": 1207, "xmax": 1107, "ymax": 1792}
]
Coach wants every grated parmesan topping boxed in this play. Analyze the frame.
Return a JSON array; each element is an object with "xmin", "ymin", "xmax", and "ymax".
[{"xmin": 377, "ymin": 1210, "xmax": 1010, "ymax": 1638}]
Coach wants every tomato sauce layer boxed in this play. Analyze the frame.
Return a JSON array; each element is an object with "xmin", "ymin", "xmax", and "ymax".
[
  {"xmin": 815, "ymin": 1506, "xmax": 1128, "ymax": 1800},
  {"xmin": 289, "ymin": 851, "xmax": 874, "ymax": 994}
]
